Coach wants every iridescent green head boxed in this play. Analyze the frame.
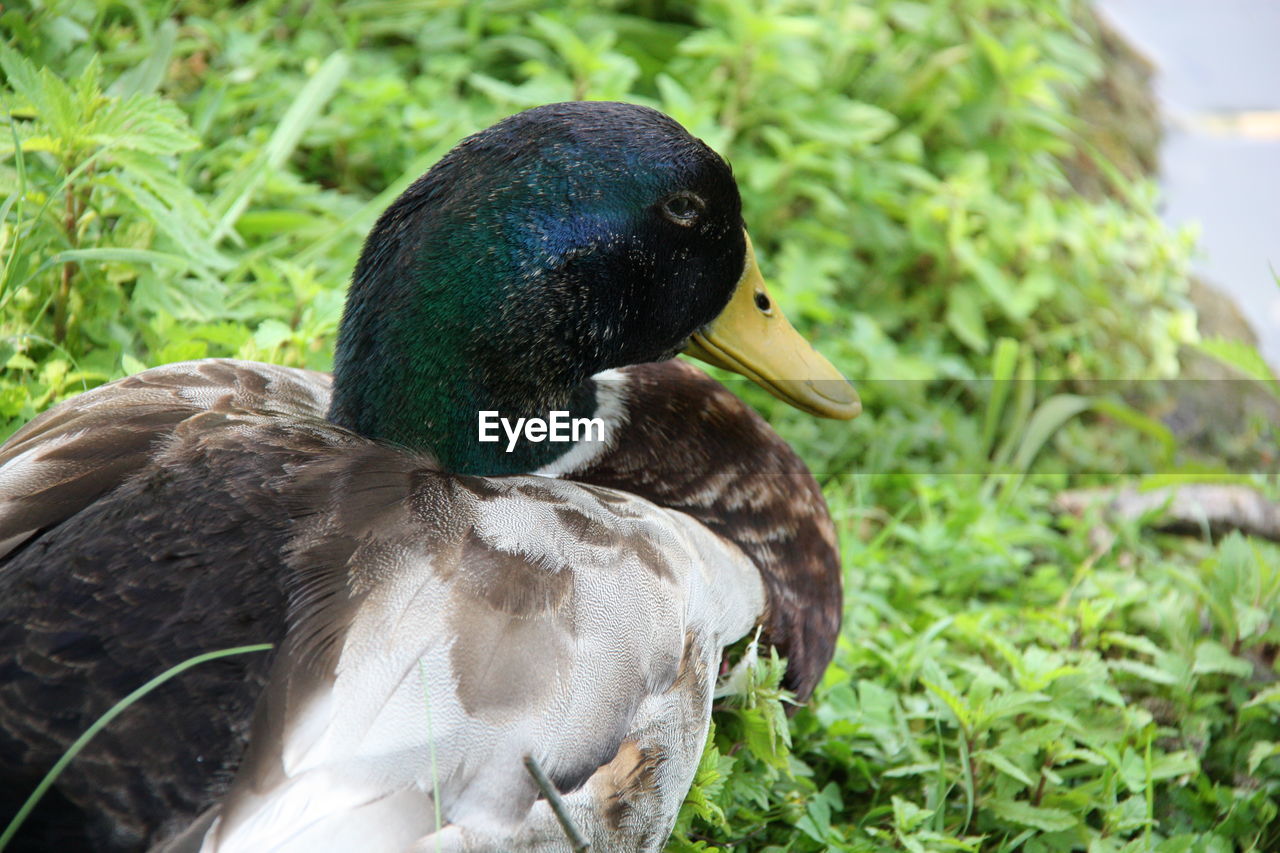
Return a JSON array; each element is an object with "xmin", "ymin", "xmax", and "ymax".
[{"xmin": 328, "ymin": 102, "xmax": 857, "ymax": 474}]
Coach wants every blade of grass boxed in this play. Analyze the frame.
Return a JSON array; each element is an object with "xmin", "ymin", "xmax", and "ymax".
[
  {"xmin": 524, "ymin": 755, "xmax": 591, "ymax": 852},
  {"xmin": 983, "ymin": 352, "xmax": 1037, "ymax": 499},
  {"xmin": 295, "ymin": 139, "xmax": 455, "ymax": 267},
  {"xmin": 982, "ymin": 337, "xmax": 1020, "ymax": 460},
  {"xmin": 416, "ymin": 658, "xmax": 443, "ymax": 849},
  {"xmin": 995, "ymin": 393, "xmax": 1093, "ymax": 501},
  {"xmin": 40, "ymin": 247, "xmax": 194, "ymax": 269},
  {"xmin": 1009, "ymin": 394, "xmax": 1093, "ymax": 474},
  {"xmin": 109, "ymin": 18, "xmax": 177, "ymax": 97},
  {"xmin": 0, "ymin": 643, "xmax": 273, "ymax": 852},
  {"xmin": 209, "ymin": 51, "xmax": 350, "ymax": 244},
  {"xmin": 0, "ymin": 113, "xmax": 29, "ymax": 305}
]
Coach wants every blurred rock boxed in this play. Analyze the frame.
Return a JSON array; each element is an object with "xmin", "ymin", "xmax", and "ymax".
[
  {"xmin": 1068, "ymin": 6, "xmax": 1277, "ymax": 470},
  {"xmin": 1065, "ymin": 12, "xmax": 1161, "ymax": 198}
]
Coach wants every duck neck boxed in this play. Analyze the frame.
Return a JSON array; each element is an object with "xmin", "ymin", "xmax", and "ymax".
[
  {"xmin": 328, "ymin": 234, "xmax": 629, "ymax": 473},
  {"xmin": 327, "ymin": 330, "xmax": 605, "ymax": 475}
]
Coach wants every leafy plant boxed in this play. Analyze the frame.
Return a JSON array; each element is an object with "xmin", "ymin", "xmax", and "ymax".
[{"xmin": 4, "ymin": 1, "xmax": 1274, "ymax": 851}]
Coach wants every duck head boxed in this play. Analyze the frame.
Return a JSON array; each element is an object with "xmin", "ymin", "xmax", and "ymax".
[{"xmin": 328, "ymin": 101, "xmax": 858, "ymax": 475}]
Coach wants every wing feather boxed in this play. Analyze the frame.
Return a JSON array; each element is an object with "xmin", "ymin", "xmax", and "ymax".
[
  {"xmin": 197, "ymin": 463, "xmax": 763, "ymax": 853},
  {"xmin": 0, "ymin": 360, "xmax": 331, "ymax": 562}
]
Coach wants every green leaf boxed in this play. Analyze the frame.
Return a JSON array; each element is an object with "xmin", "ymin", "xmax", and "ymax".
[
  {"xmin": 1149, "ymin": 750, "xmax": 1198, "ymax": 781},
  {"xmin": 1244, "ymin": 684, "xmax": 1280, "ymax": 710},
  {"xmin": 1107, "ymin": 659, "xmax": 1179, "ymax": 686},
  {"xmin": 1191, "ymin": 641, "xmax": 1251, "ymax": 678},
  {"xmin": 42, "ymin": 247, "xmax": 193, "ymax": 270},
  {"xmin": 946, "ymin": 284, "xmax": 989, "ymax": 353},
  {"xmin": 922, "ymin": 677, "xmax": 972, "ymax": 731},
  {"xmin": 253, "ymin": 319, "xmax": 294, "ymax": 350},
  {"xmin": 892, "ymin": 795, "xmax": 933, "ymax": 832},
  {"xmin": 987, "ymin": 799, "xmax": 1078, "ymax": 832},
  {"xmin": 1193, "ymin": 337, "xmax": 1278, "ymax": 385},
  {"xmin": 121, "ymin": 354, "xmax": 147, "ymax": 376},
  {"xmin": 91, "ymin": 94, "xmax": 199, "ymax": 155},
  {"xmin": 1009, "ymin": 394, "xmax": 1092, "ymax": 473},
  {"xmin": 0, "ymin": 45, "xmax": 52, "ymax": 114},
  {"xmin": 953, "ymin": 241, "xmax": 1022, "ymax": 320},
  {"xmin": 976, "ymin": 749, "xmax": 1034, "ymax": 787},
  {"xmin": 1246, "ymin": 741, "xmax": 1280, "ymax": 774}
]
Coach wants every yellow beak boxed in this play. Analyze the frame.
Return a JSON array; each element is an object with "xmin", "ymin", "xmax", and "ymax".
[{"xmin": 683, "ymin": 232, "xmax": 860, "ymax": 419}]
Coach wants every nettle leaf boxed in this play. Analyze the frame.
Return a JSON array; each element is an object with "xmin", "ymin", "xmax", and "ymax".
[
  {"xmin": 252, "ymin": 319, "xmax": 294, "ymax": 350},
  {"xmin": 105, "ymin": 172, "xmax": 230, "ymax": 273},
  {"xmin": 1246, "ymin": 741, "xmax": 1280, "ymax": 775},
  {"xmin": 1149, "ymin": 750, "xmax": 1198, "ymax": 781},
  {"xmin": 987, "ymin": 798, "xmax": 1079, "ymax": 832},
  {"xmin": 1117, "ymin": 747, "xmax": 1147, "ymax": 795},
  {"xmin": 1107, "ymin": 795, "xmax": 1152, "ymax": 834},
  {"xmin": 0, "ymin": 45, "xmax": 43, "ymax": 105},
  {"xmin": 0, "ymin": 120, "xmax": 61, "ymax": 157},
  {"xmin": 154, "ymin": 340, "xmax": 208, "ymax": 364},
  {"xmin": 977, "ymin": 749, "xmax": 1035, "ymax": 787},
  {"xmin": 739, "ymin": 706, "xmax": 785, "ymax": 769},
  {"xmin": 1106, "ymin": 658, "xmax": 1179, "ymax": 687},
  {"xmin": 1191, "ymin": 641, "xmax": 1252, "ymax": 678},
  {"xmin": 891, "ymin": 794, "xmax": 934, "ymax": 832},
  {"xmin": 1057, "ymin": 747, "xmax": 1108, "ymax": 768},
  {"xmin": 798, "ymin": 784, "xmax": 845, "ymax": 842},
  {"xmin": 922, "ymin": 676, "xmax": 973, "ymax": 732},
  {"xmin": 1101, "ymin": 632, "xmax": 1164, "ymax": 659},
  {"xmin": 979, "ymin": 691, "xmax": 1052, "ymax": 726},
  {"xmin": 1079, "ymin": 676, "xmax": 1127, "ymax": 708},
  {"xmin": 89, "ymin": 94, "xmax": 199, "ymax": 155}
]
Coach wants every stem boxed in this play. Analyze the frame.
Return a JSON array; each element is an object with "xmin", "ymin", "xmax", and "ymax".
[
  {"xmin": 1031, "ymin": 757, "xmax": 1050, "ymax": 806},
  {"xmin": 54, "ymin": 178, "xmax": 78, "ymax": 343},
  {"xmin": 524, "ymin": 755, "xmax": 590, "ymax": 852}
]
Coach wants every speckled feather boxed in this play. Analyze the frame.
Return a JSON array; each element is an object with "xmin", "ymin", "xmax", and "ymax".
[
  {"xmin": 0, "ymin": 358, "xmax": 839, "ymax": 852},
  {"xmin": 574, "ymin": 359, "xmax": 842, "ymax": 700},
  {"xmin": 161, "ymin": 456, "xmax": 761, "ymax": 853}
]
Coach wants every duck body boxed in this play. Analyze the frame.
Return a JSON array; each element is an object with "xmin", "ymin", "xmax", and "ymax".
[
  {"xmin": 1, "ymin": 359, "xmax": 837, "ymax": 852},
  {"xmin": 154, "ymin": 373, "xmax": 767, "ymax": 853},
  {"xmin": 0, "ymin": 102, "xmax": 855, "ymax": 851}
]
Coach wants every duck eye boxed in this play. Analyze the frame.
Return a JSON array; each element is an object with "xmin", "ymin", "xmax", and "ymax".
[
  {"xmin": 661, "ymin": 192, "xmax": 704, "ymax": 226},
  {"xmin": 754, "ymin": 291, "xmax": 772, "ymax": 314}
]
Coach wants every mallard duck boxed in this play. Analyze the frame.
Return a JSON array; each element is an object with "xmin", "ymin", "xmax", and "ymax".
[{"xmin": 0, "ymin": 102, "xmax": 858, "ymax": 852}]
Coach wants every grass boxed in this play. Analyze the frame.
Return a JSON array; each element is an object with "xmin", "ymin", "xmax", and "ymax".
[
  {"xmin": 2, "ymin": 0, "xmax": 1278, "ymax": 850},
  {"xmin": 0, "ymin": 644, "xmax": 273, "ymax": 851}
]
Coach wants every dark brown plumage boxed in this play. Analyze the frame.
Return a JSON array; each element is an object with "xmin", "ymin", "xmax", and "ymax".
[
  {"xmin": 574, "ymin": 360, "xmax": 842, "ymax": 700},
  {"xmin": 0, "ymin": 359, "xmax": 840, "ymax": 852}
]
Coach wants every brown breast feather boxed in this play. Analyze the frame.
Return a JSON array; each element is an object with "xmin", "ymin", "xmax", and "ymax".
[{"xmin": 574, "ymin": 359, "xmax": 843, "ymax": 701}]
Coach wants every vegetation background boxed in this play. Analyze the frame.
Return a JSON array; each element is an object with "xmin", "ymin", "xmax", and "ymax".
[{"xmin": 2, "ymin": 0, "xmax": 1278, "ymax": 850}]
